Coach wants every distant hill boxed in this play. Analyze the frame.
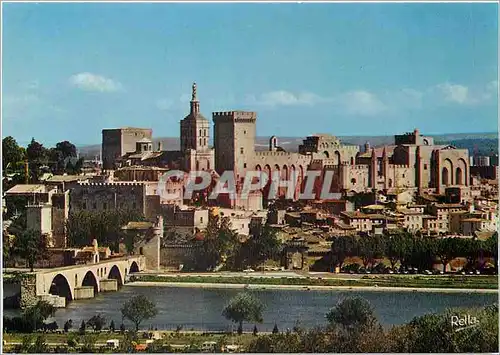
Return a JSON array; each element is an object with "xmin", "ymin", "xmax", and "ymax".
[{"xmin": 78, "ymin": 132, "xmax": 498, "ymax": 159}]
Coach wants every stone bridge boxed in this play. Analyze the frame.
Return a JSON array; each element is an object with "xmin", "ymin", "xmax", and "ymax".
[{"xmin": 20, "ymin": 255, "xmax": 146, "ymax": 308}]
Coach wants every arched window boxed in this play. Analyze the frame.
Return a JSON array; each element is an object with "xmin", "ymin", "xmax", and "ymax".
[
  {"xmin": 442, "ymin": 167, "xmax": 449, "ymax": 186},
  {"xmin": 456, "ymin": 168, "xmax": 463, "ymax": 185}
]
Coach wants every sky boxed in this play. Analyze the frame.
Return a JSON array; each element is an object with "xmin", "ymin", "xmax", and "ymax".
[{"xmin": 2, "ymin": 2, "xmax": 498, "ymax": 147}]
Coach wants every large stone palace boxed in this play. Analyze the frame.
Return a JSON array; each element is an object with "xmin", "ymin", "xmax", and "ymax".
[{"xmin": 100, "ymin": 83, "xmax": 471, "ymax": 206}]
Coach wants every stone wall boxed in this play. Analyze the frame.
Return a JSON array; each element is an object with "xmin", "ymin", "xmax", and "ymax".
[
  {"xmin": 160, "ymin": 244, "xmax": 198, "ymax": 268},
  {"xmin": 19, "ymin": 275, "xmax": 38, "ymax": 309}
]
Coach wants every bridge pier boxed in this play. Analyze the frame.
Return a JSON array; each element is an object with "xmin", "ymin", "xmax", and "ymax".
[
  {"xmin": 74, "ymin": 286, "xmax": 94, "ymax": 300},
  {"xmin": 100, "ymin": 279, "xmax": 118, "ymax": 292}
]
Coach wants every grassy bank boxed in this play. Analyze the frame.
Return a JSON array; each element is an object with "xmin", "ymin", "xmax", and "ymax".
[
  {"xmin": 2, "ymin": 331, "xmax": 256, "ymax": 350},
  {"xmin": 130, "ymin": 274, "xmax": 499, "ymax": 290}
]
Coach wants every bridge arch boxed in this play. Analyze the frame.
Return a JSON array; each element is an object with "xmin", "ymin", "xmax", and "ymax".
[
  {"xmin": 82, "ymin": 270, "xmax": 99, "ymax": 294},
  {"xmin": 108, "ymin": 265, "xmax": 124, "ymax": 286},
  {"xmin": 49, "ymin": 274, "xmax": 73, "ymax": 301},
  {"xmin": 129, "ymin": 261, "xmax": 140, "ymax": 274}
]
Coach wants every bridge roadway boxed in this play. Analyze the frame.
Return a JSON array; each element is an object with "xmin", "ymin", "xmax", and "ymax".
[{"xmin": 29, "ymin": 255, "xmax": 146, "ymax": 306}]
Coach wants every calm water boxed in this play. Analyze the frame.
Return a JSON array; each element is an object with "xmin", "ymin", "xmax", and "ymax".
[{"xmin": 4, "ymin": 286, "xmax": 497, "ymax": 332}]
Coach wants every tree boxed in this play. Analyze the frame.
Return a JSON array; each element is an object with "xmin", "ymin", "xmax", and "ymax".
[
  {"xmin": 79, "ymin": 320, "xmax": 86, "ymax": 334},
  {"xmin": 272, "ymin": 323, "xmax": 279, "ymax": 334},
  {"xmin": 384, "ymin": 230, "xmax": 412, "ymax": 269},
  {"xmin": 66, "ymin": 209, "xmax": 145, "ymax": 250},
  {"xmin": 485, "ymin": 232, "xmax": 498, "ymax": 269},
  {"xmin": 55, "ymin": 140, "xmax": 77, "ymax": 159},
  {"xmin": 253, "ymin": 325, "xmax": 258, "ymax": 336},
  {"xmin": 326, "ymin": 297, "xmax": 384, "ymax": 353},
  {"xmin": 109, "ymin": 320, "xmax": 116, "ymax": 332},
  {"xmin": 31, "ymin": 335, "xmax": 48, "ymax": 353},
  {"xmin": 13, "ymin": 229, "xmax": 49, "ymax": 271},
  {"xmin": 193, "ymin": 214, "xmax": 240, "ymax": 271},
  {"xmin": 2, "ymin": 136, "xmax": 25, "ymax": 170},
  {"xmin": 121, "ymin": 295, "xmax": 158, "ymax": 332},
  {"xmin": 435, "ymin": 237, "xmax": 462, "ymax": 272},
  {"xmin": 331, "ymin": 236, "xmax": 356, "ymax": 270},
  {"xmin": 120, "ymin": 323, "xmax": 126, "ymax": 333},
  {"xmin": 63, "ymin": 319, "xmax": 73, "ymax": 333},
  {"xmin": 222, "ymin": 292, "xmax": 264, "ymax": 335},
  {"xmin": 26, "ymin": 138, "xmax": 48, "ymax": 182},
  {"xmin": 22, "ymin": 301, "xmax": 55, "ymax": 332},
  {"xmin": 80, "ymin": 334, "xmax": 97, "ymax": 353},
  {"xmin": 326, "ymin": 297, "xmax": 378, "ymax": 334},
  {"xmin": 87, "ymin": 314, "xmax": 106, "ymax": 332},
  {"xmin": 358, "ymin": 235, "xmax": 384, "ymax": 269}
]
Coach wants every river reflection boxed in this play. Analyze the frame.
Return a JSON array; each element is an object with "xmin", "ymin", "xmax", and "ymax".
[{"xmin": 3, "ymin": 286, "xmax": 497, "ymax": 332}]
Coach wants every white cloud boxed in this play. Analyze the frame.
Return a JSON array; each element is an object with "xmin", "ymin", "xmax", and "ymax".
[
  {"xmin": 248, "ymin": 89, "xmax": 386, "ymax": 116},
  {"xmin": 433, "ymin": 81, "xmax": 497, "ymax": 105},
  {"xmin": 436, "ymin": 83, "xmax": 469, "ymax": 104},
  {"xmin": 249, "ymin": 90, "xmax": 327, "ymax": 107},
  {"xmin": 336, "ymin": 90, "xmax": 387, "ymax": 116},
  {"xmin": 69, "ymin": 72, "xmax": 124, "ymax": 93}
]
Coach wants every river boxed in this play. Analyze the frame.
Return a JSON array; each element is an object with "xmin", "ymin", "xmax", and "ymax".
[{"xmin": 3, "ymin": 286, "xmax": 497, "ymax": 332}]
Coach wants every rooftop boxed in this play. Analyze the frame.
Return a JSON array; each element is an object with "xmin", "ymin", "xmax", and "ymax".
[
  {"xmin": 46, "ymin": 175, "xmax": 88, "ymax": 183},
  {"xmin": 122, "ymin": 221, "xmax": 154, "ymax": 230},
  {"xmin": 5, "ymin": 184, "xmax": 47, "ymax": 194}
]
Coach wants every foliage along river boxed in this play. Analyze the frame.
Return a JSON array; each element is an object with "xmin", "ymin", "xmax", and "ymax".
[{"xmin": 3, "ymin": 285, "xmax": 497, "ymax": 332}]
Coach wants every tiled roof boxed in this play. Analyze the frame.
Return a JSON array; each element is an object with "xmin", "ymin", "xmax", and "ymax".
[
  {"xmin": 122, "ymin": 221, "xmax": 154, "ymax": 230},
  {"xmin": 6, "ymin": 184, "xmax": 46, "ymax": 194}
]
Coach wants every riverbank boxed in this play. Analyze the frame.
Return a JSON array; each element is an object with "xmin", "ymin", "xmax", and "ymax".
[
  {"xmin": 128, "ymin": 274, "xmax": 499, "ymax": 292},
  {"xmin": 127, "ymin": 281, "xmax": 498, "ymax": 293}
]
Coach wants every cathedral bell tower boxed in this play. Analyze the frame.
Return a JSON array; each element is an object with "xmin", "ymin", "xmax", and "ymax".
[{"xmin": 180, "ymin": 82, "xmax": 210, "ymax": 153}]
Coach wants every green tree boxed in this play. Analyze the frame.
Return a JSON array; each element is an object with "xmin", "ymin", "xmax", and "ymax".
[
  {"xmin": 121, "ymin": 295, "xmax": 158, "ymax": 332},
  {"xmin": 384, "ymin": 230, "xmax": 412, "ymax": 269},
  {"xmin": 194, "ymin": 214, "xmax": 240, "ymax": 271},
  {"xmin": 435, "ymin": 237, "xmax": 461, "ymax": 272},
  {"xmin": 79, "ymin": 320, "xmax": 86, "ymax": 334},
  {"xmin": 485, "ymin": 232, "xmax": 498, "ymax": 269},
  {"xmin": 66, "ymin": 208, "xmax": 145, "ymax": 250},
  {"xmin": 13, "ymin": 229, "xmax": 49, "ymax": 271},
  {"xmin": 109, "ymin": 319, "xmax": 116, "ymax": 332},
  {"xmin": 26, "ymin": 138, "xmax": 49, "ymax": 182},
  {"xmin": 222, "ymin": 292, "xmax": 264, "ymax": 335},
  {"xmin": 2, "ymin": 136, "xmax": 25, "ymax": 170},
  {"xmin": 31, "ymin": 335, "xmax": 48, "ymax": 353},
  {"xmin": 331, "ymin": 235, "xmax": 356, "ymax": 270},
  {"xmin": 80, "ymin": 334, "xmax": 97, "ymax": 353},
  {"xmin": 22, "ymin": 300, "xmax": 55, "ymax": 332},
  {"xmin": 87, "ymin": 314, "xmax": 106, "ymax": 332},
  {"xmin": 63, "ymin": 319, "xmax": 73, "ymax": 333},
  {"xmin": 358, "ymin": 235, "xmax": 385, "ymax": 269},
  {"xmin": 326, "ymin": 297, "xmax": 378, "ymax": 333},
  {"xmin": 326, "ymin": 297, "xmax": 384, "ymax": 353}
]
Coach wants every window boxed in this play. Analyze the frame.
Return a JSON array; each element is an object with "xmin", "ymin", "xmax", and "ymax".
[
  {"xmin": 244, "ymin": 163, "xmax": 247, "ymax": 168},
  {"xmin": 240, "ymin": 148, "xmax": 244, "ymax": 154},
  {"xmin": 199, "ymin": 129, "xmax": 202, "ymax": 136},
  {"xmin": 424, "ymin": 164, "xmax": 428, "ymax": 170},
  {"xmin": 244, "ymin": 130, "xmax": 247, "ymax": 134},
  {"xmin": 204, "ymin": 129, "xmax": 207, "ymax": 136}
]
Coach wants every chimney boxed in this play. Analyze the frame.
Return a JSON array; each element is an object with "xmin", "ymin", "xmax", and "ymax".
[{"xmin": 158, "ymin": 141, "xmax": 162, "ymax": 151}]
